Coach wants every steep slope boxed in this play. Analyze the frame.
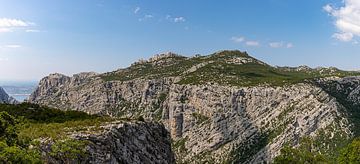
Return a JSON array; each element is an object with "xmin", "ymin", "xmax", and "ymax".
[
  {"xmin": 0, "ymin": 87, "xmax": 17, "ymax": 104},
  {"xmin": 0, "ymin": 103, "xmax": 174, "ymax": 163},
  {"xmin": 41, "ymin": 121, "xmax": 174, "ymax": 164},
  {"xmin": 29, "ymin": 50, "xmax": 360, "ymax": 163}
]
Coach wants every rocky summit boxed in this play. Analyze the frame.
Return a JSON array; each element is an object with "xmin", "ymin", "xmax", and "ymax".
[
  {"xmin": 29, "ymin": 50, "xmax": 360, "ymax": 163},
  {"xmin": 0, "ymin": 86, "xmax": 17, "ymax": 104}
]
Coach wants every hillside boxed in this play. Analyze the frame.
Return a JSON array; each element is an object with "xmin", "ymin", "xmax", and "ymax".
[
  {"xmin": 0, "ymin": 103, "xmax": 174, "ymax": 163},
  {"xmin": 28, "ymin": 50, "xmax": 360, "ymax": 163}
]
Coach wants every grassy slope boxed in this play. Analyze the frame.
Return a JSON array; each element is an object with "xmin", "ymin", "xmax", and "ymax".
[
  {"xmin": 100, "ymin": 50, "xmax": 360, "ymax": 87},
  {"xmin": 0, "ymin": 103, "xmax": 114, "ymax": 140}
]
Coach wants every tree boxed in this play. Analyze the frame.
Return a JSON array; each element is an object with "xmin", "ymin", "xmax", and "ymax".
[{"xmin": 0, "ymin": 112, "xmax": 17, "ymax": 146}]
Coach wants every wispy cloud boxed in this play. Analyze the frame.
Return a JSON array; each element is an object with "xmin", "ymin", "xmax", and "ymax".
[
  {"xmin": 245, "ymin": 41, "xmax": 260, "ymax": 46},
  {"xmin": 231, "ymin": 35, "xmax": 293, "ymax": 48},
  {"xmin": 231, "ymin": 36, "xmax": 245, "ymax": 43},
  {"xmin": 138, "ymin": 14, "xmax": 154, "ymax": 22},
  {"xmin": 332, "ymin": 32, "xmax": 353, "ymax": 42},
  {"xmin": 324, "ymin": 1, "xmax": 360, "ymax": 42},
  {"xmin": 134, "ymin": 7, "xmax": 140, "ymax": 14},
  {"xmin": 144, "ymin": 14, "xmax": 153, "ymax": 18},
  {"xmin": 269, "ymin": 42, "xmax": 283, "ymax": 48},
  {"xmin": 0, "ymin": 18, "xmax": 31, "ymax": 27},
  {"xmin": 231, "ymin": 36, "xmax": 259, "ymax": 46},
  {"xmin": 166, "ymin": 15, "xmax": 186, "ymax": 23},
  {"xmin": 4, "ymin": 45, "xmax": 21, "ymax": 48},
  {"xmin": 174, "ymin": 17, "xmax": 186, "ymax": 23},
  {"xmin": 26, "ymin": 29, "xmax": 40, "ymax": 33},
  {"xmin": 269, "ymin": 41, "xmax": 293, "ymax": 48},
  {"xmin": 0, "ymin": 18, "xmax": 35, "ymax": 33}
]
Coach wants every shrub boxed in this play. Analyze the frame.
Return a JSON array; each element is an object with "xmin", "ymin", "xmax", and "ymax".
[
  {"xmin": 50, "ymin": 139, "xmax": 89, "ymax": 162},
  {"xmin": 338, "ymin": 138, "xmax": 360, "ymax": 163}
]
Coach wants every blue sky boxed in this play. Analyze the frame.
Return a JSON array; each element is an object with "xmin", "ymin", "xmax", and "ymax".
[{"xmin": 0, "ymin": 0, "xmax": 360, "ymax": 81}]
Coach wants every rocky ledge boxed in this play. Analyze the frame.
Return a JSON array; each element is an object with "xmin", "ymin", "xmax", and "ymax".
[{"xmin": 40, "ymin": 121, "xmax": 175, "ymax": 164}]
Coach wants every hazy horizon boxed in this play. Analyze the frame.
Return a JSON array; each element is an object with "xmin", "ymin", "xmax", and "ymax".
[{"xmin": 1, "ymin": 0, "xmax": 360, "ymax": 81}]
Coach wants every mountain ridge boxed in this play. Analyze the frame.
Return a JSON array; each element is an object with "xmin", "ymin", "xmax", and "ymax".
[{"xmin": 28, "ymin": 50, "xmax": 360, "ymax": 163}]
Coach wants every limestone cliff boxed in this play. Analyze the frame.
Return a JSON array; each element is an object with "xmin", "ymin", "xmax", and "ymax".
[
  {"xmin": 29, "ymin": 50, "xmax": 360, "ymax": 163},
  {"xmin": 40, "ymin": 121, "xmax": 175, "ymax": 164}
]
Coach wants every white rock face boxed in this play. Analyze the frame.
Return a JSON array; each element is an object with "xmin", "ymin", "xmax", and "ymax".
[{"xmin": 29, "ymin": 73, "xmax": 357, "ymax": 163}]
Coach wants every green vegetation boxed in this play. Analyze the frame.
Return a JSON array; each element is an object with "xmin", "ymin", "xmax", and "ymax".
[
  {"xmin": 49, "ymin": 139, "xmax": 89, "ymax": 162},
  {"xmin": 0, "ymin": 110, "xmax": 42, "ymax": 163},
  {"xmin": 0, "ymin": 141, "xmax": 42, "ymax": 164},
  {"xmin": 101, "ymin": 55, "xmax": 201, "ymax": 81},
  {"xmin": 100, "ymin": 50, "xmax": 360, "ymax": 87},
  {"xmin": 0, "ymin": 103, "xmax": 97, "ymax": 124},
  {"xmin": 227, "ymin": 133, "xmax": 269, "ymax": 163},
  {"xmin": 338, "ymin": 138, "xmax": 360, "ymax": 163},
  {"xmin": 274, "ymin": 137, "xmax": 360, "ymax": 163},
  {"xmin": 274, "ymin": 138, "xmax": 329, "ymax": 164},
  {"xmin": 191, "ymin": 112, "xmax": 209, "ymax": 125},
  {"xmin": 173, "ymin": 137, "xmax": 188, "ymax": 154},
  {"xmin": 0, "ymin": 103, "xmax": 117, "ymax": 163}
]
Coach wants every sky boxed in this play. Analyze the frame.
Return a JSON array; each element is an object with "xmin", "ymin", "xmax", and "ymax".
[{"xmin": 1, "ymin": 0, "xmax": 360, "ymax": 81}]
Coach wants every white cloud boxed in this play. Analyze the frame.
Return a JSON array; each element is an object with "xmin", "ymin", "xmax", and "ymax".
[
  {"xmin": 0, "ymin": 18, "xmax": 32, "ymax": 27},
  {"xmin": 26, "ymin": 29, "xmax": 40, "ymax": 33},
  {"xmin": 4, "ymin": 45, "xmax": 21, "ymax": 48},
  {"xmin": 138, "ymin": 14, "xmax": 154, "ymax": 22},
  {"xmin": 324, "ymin": 1, "xmax": 360, "ymax": 42},
  {"xmin": 269, "ymin": 41, "xmax": 293, "ymax": 48},
  {"xmin": 231, "ymin": 36, "xmax": 245, "ymax": 43},
  {"xmin": 246, "ymin": 41, "xmax": 259, "ymax": 46},
  {"xmin": 323, "ymin": 4, "xmax": 333, "ymax": 13},
  {"xmin": 144, "ymin": 14, "xmax": 153, "ymax": 18},
  {"xmin": 174, "ymin": 17, "xmax": 186, "ymax": 23},
  {"xmin": 134, "ymin": 7, "xmax": 140, "ymax": 14},
  {"xmin": 165, "ymin": 15, "xmax": 186, "ymax": 23},
  {"xmin": 332, "ymin": 32, "xmax": 353, "ymax": 42},
  {"xmin": 0, "ymin": 18, "xmax": 35, "ymax": 33},
  {"xmin": 269, "ymin": 42, "xmax": 284, "ymax": 48}
]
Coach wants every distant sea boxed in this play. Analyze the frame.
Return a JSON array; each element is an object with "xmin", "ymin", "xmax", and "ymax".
[{"xmin": 0, "ymin": 81, "xmax": 38, "ymax": 102}]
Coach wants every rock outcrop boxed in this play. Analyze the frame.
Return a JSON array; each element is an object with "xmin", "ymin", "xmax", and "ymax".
[
  {"xmin": 29, "ymin": 50, "xmax": 360, "ymax": 163},
  {"xmin": 40, "ymin": 121, "xmax": 175, "ymax": 164},
  {"xmin": 0, "ymin": 87, "xmax": 17, "ymax": 104}
]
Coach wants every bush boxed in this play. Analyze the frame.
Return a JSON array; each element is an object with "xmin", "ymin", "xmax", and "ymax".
[
  {"xmin": 0, "ymin": 112, "xmax": 18, "ymax": 146},
  {"xmin": 137, "ymin": 116, "xmax": 145, "ymax": 122},
  {"xmin": 274, "ymin": 138, "xmax": 329, "ymax": 164},
  {"xmin": 50, "ymin": 139, "xmax": 88, "ymax": 162},
  {"xmin": 338, "ymin": 138, "xmax": 360, "ymax": 163},
  {"xmin": 0, "ymin": 143, "xmax": 41, "ymax": 164}
]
